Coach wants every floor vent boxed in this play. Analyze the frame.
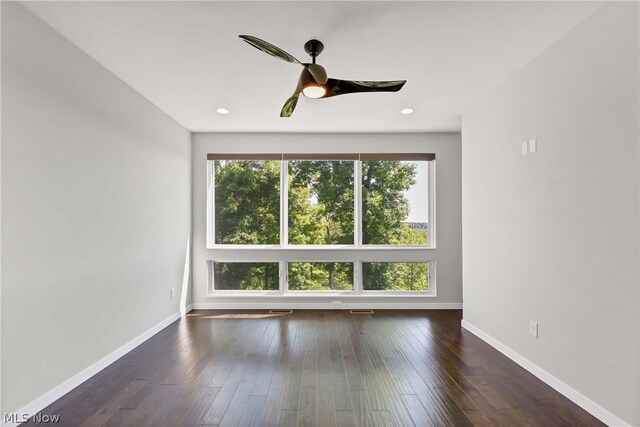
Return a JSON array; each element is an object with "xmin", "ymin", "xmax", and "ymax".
[
  {"xmin": 349, "ymin": 309, "xmax": 374, "ymax": 315},
  {"xmin": 269, "ymin": 309, "xmax": 293, "ymax": 314}
]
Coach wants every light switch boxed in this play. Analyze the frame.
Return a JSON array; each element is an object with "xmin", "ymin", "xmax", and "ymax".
[
  {"xmin": 529, "ymin": 320, "xmax": 539, "ymax": 338},
  {"xmin": 529, "ymin": 138, "xmax": 537, "ymax": 153},
  {"xmin": 521, "ymin": 142, "xmax": 528, "ymax": 156}
]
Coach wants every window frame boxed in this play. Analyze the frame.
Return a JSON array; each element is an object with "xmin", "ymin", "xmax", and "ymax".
[
  {"xmin": 206, "ymin": 152, "xmax": 436, "ymax": 296},
  {"xmin": 208, "ymin": 260, "xmax": 283, "ymax": 295}
]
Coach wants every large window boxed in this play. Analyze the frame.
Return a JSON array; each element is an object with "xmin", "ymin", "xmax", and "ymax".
[{"xmin": 207, "ymin": 153, "xmax": 435, "ymax": 295}]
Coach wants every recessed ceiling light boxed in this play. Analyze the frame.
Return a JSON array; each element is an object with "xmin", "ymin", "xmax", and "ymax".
[
  {"xmin": 216, "ymin": 108, "xmax": 230, "ymax": 115},
  {"xmin": 400, "ymin": 108, "xmax": 414, "ymax": 115}
]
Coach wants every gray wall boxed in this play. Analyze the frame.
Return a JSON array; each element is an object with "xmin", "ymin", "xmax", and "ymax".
[
  {"xmin": 1, "ymin": 3, "xmax": 191, "ymax": 413},
  {"xmin": 462, "ymin": 3, "xmax": 639, "ymax": 425},
  {"xmin": 192, "ymin": 133, "xmax": 462, "ymax": 308}
]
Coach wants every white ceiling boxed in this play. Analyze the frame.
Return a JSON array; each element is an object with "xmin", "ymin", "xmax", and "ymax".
[{"xmin": 23, "ymin": 1, "xmax": 602, "ymax": 133}]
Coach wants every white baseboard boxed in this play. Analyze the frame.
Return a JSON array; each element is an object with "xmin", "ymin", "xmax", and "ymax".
[
  {"xmin": 461, "ymin": 320, "xmax": 629, "ymax": 427},
  {"xmin": 192, "ymin": 302, "xmax": 462, "ymax": 310},
  {"xmin": 3, "ymin": 305, "xmax": 193, "ymax": 427}
]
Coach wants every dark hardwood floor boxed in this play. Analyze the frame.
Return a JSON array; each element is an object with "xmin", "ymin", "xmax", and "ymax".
[{"xmin": 23, "ymin": 310, "xmax": 604, "ymax": 426}]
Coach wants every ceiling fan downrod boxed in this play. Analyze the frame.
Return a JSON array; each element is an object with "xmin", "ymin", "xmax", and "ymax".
[{"xmin": 304, "ymin": 39, "xmax": 324, "ymax": 64}]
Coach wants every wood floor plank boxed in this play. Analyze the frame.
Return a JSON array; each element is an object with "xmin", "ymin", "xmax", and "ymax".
[
  {"xmin": 219, "ymin": 372, "xmax": 258, "ymax": 426},
  {"xmin": 202, "ymin": 365, "xmax": 246, "ymax": 425},
  {"xmin": 335, "ymin": 410, "xmax": 356, "ymax": 427},
  {"xmin": 79, "ymin": 379, "xmax": 148, "ymax": 427},
  {"xmin": 349, "ymin": 390, "xmax": 374, "ymax": 427},
  {"xmin": 278, "ymin": 410, "xmax": 298, "ymax": 427},
  {"xmin": 462, "ymin": 409, "xmax": 493, "ymax": 427},
  {"xmin": 298, "ymin": 387, "xmax": 317, "ymax": 427},
  {"xmin": 401, "ymin": 394, "xmax": 435, "ymax": 427},
  {"xmin": 258, "ymin": 365, "xmax": 287, "ymax": 426},
  {"xmin": 177, "ymin": 387, "xmax": 221, "ymax": 426},
  {"xmin": 281, "ymin": 367, "xmax": 303, "ymax": 411},
  {"xmin": 370, "ymin": 410, "xmax": 395, "ymax": 427},
  {"xmin": 317, "ymin": 315, "xmax": 337, "ymax": 426},
  {"xmin": 236, "ymin": 395, "xmax": 266, "ymax": 427}
]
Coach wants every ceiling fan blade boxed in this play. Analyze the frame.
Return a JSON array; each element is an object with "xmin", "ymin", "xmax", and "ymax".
[
  {"xmin": 323, "ymin": 79, "xmax": 406, "ymax": 98},
  {"xmin": 281, "ymin": 92, "xmax": 300, "ymax": 117},
  {"xmin": 239, "ymin": 35, "xmax": 302, "ymax": 65}
]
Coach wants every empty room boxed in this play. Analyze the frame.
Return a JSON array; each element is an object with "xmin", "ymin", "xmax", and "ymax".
[{"xmin": 1, "ymin": 1, "xmax": 638, "ymax": 426}]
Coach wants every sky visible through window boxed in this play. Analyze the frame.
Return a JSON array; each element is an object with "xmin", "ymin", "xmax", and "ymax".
[{"xmin": 403, "ymin": 161, "xmax": 428, "ymax": 223}]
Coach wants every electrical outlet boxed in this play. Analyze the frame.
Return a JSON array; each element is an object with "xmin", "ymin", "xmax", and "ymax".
[
  {"xmin": 521, "ymin": 142, "xmax": 528, "ymax": 156},
  {"xmin": 529, "ymin": 138, "xmax": 537, "ymax": 153},
  {"xmin": 170, "ymin": 288, "xmax": 175, "ymax": 299},
  {"xmin": 529, "ymin": 320, "xmax": 538, "ymax": 338}
]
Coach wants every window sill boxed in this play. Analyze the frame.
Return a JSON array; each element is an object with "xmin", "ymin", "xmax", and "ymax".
[
  {"xmin": 207, "ymin": 292, "xmax": 436, "ymax": 298},
  {"xmin": 206, "ymin": 245, "xmax": 436, "ymax": 251}
]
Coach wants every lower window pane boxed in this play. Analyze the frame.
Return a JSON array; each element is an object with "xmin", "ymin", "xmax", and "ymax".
[
  {"xmin": 213, "ymin": 262, "xmax": 279, "ymax": 291},
  {"xmin": 362, "ymin": 262, "xmax": 429, "ymax": 291},
  {"xmin": 288, "ymin": 262, "xmax": 354, "ymax": 291}
]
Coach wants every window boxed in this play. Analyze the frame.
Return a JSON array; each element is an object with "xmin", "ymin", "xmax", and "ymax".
[
  {"xmin": 212, "ymin": 262, "xmax": 279, "ymax": 291},
  {"xmin": 362, "ymin": 155, "xmax": 430, "ymax": 246},
  {"xmin": 211, "ymin": 156, "xmax": 280, "ymax": 245},
  {"xmin": 288, "ymin": 262, "xmax": 354, "ymax": 291},
  {"xmin": 362, "ymin": 262, "xmax": 430, "ymax": 291},
  {"xmin": 288, "ymin": 159, "xmax": 354, "ymax": 245},
  {"xmin": 207, "ymin": 153, "xmax": 435, "ymax": 295}
]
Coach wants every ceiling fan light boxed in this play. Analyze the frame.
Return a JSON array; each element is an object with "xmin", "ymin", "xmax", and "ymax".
[{"xmin": 302, "ymin": 85, "xmax": 326, "ymax": 99}]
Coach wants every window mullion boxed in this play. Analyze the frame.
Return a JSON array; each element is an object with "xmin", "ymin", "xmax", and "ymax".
[
  {"xmin": 281, "ymin": 160, "xmax": 288, "ymax": 247},
  {"xmin": 284, "ymin": 261, "xmax": 288, "ymax": 294},
  {"xmin": 207, "ymin": 161, "xmax": 215, "ymax": 247},
  {"xmin": 355, "ymin": 160, "xmax": 363, "ymax": 295},
  {"xmin": 355, "ymin": 160, "xmax": 362, "ymax": 248},
  {"xmin": 429, "ymin": 160, "xmax": 436, "ymax": 248}
]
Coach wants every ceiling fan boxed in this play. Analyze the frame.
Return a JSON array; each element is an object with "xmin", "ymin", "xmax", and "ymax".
[{"xmin": 239, "ymin": 35, "xmax": 407, "ymax": 117}]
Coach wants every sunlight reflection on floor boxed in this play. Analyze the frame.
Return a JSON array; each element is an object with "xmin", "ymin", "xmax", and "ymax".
[{"xmin": 200, "ymin": 313, "xmax": 285, "ymax": 319}]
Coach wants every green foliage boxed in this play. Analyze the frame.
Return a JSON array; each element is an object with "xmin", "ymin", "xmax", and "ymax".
[
  {"xmin": 213, "ymin": 159, "xmax": 429, "ymax": 291},
  {"xmin": 362, "ymin": 161, "xmax": 427, "ymax": 245},
  {"xmin": 363, "ymin": 262, "xmax": 429, "ymax": 291},
  {"xmin": 214, "ymin": 262, "xmax": 279, "ymax": 291},
  {"xmin": 288, "ymin": 262, "xmax": 353, "ymax": 291},
  {"xmin": 215, "ymin": 160, "xmax": 280, "ymax": 245},
  {"xmin": 288, "ymin": 161, "xmax": 354, "ymax": 245}
]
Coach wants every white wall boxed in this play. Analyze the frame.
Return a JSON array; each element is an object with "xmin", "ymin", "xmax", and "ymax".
[
  {"xmin": 462, "ymin": 3, "xmax": 639, "ymax": 425},
  {"xmin": 192, "ymin": 133, "xmax": 461, "ymax": 308},
  {"xmin": 1, "ymin": 2, "xmax": 191, "ymax": 414}
]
